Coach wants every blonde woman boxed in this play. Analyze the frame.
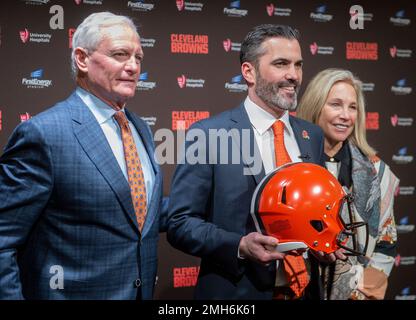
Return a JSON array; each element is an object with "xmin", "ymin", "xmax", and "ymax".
[{"xmin": 297, "ymin": 68, "xmax": 399, "ymax": 300}]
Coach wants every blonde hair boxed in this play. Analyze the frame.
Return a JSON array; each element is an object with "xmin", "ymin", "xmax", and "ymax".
[{"xmin": 297, "ymin": 68, "xmax": 376, "ymax": 157}]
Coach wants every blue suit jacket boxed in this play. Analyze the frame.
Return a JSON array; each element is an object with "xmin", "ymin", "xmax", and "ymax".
[
  {"xmin": 167, "ymin": 104, "xmax": 325, "ymax": 300},
  {"xmin": 0, "ymin": 92, "xmax": 165, "ymax": 299}
]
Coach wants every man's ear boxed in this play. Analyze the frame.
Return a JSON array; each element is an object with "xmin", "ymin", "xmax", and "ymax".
[
  {"xmin": 74, "ymin": 47, "xmax": 89, "ymax": 73},
  {"xmin": 241, "ymin": 61, "xmax": 256, "ymax": 85}
]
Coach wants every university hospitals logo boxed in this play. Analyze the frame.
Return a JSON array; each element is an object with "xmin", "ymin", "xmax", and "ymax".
[
  {"xmin": 20, "ymin": 112, "xmax": 32, "ymax": 122},
  {"xmin": 170, "ymin": 34, "xmax": 208, "ymax": 54},
  {"xmin": 391, "ymin": 114, "xmax": 413, "ymax": 127},
  {"xmin": 225, "ymin": 74, "xmax": 247, "ymax": 93},
  {"xmin": 310, "ymin": 5, "xmax": 333, "ymax": 22},
  {"xmin": 68, "ymin": 28, "xmax": 76, "ymax": 48},
  {"xmin": 176, "ymin": 0, "xmax": 203, "ymax": 12},
  {"xmin": 223, "ymin": 1, "xmax": 248, "ymax": 17},
  {"xmin": 395, "ymin": 255, "xmax": 416, "ymax": 267},
  {"xmin": 176, "ymin": 0, "xmax": 184, "ymax": 10},
  {"xmin": 310, "ymin": 42, "xmax": 318, "ymax": 55},
  {"xmin": 362, "ymin": 83, "xmax": 375, "ymax": 92},
  {"xmin": 177, "ymin": 75, "xmax": 205, "ymax": 88},
  {"xmin": 309, "ymin": 42, "xmax": 334, "ymax": 55},
  {"xmin": 22, "ymin": 69, "xmax": 53, "ymax": 89},
  {"xmin": 390, "ymin": 10, "xmax": 411, "ymax": 26},
  {"xmin": 20, "ymin": 29, "xmax": 29, "ymax": 43},
  {"xmin": 140, "ymin": 38, "xmax": 156, "ymax": 48},
  {"xmin": 222, "ymin": 38, "xmax": 241, "ymax": 52},
  {"xmin": 398, "ymin": 186, "xmax": 415, "ymax": 196},
  {"xmin": 346, "ymin": 42, "xmax": 378, "ymax": 60},
  {"xmin": 266, "ymin": 3, "xmax": 292, "ymax": 17},
  {"xmin": 141, "ymin": 116, "xmax": 157, "ymax": 126},
  {"xmin": 177, "ymin": 75, "xmax": 186, "ymax": 88},
  {"xmin": 391, "ymin": 79, "xmax": 412, "ymax": 95},
  {"xmin": 137, "ymin": 72, "xmax": 156, "ymax": 91},
  {"xmin": 76, "ymin": 0, "xmax": 103, "ymax": 4},
  {"xmin": 19, "ymin": 28, "xmax": 52, "ymax": 43},
  {"xmin": 390, "ymin": 46, "xmax": 412, "ymax": 58}
]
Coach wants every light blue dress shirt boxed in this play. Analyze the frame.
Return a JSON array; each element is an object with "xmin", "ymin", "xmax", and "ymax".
[{"xmin": 76, "ymin": 87, "xmax": 155, "ymax": 205}]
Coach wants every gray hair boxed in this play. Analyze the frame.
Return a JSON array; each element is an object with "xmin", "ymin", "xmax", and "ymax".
[
  {"xmin": 240, "ymin": 24, "xmax": 300, "ymax": 68},
  {"xmin": 71, "ymin": 12, "xmax": 139, "ymax": 78}
]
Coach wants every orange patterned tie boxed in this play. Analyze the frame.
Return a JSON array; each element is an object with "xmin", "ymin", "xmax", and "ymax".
[
  {"xmin": 114, "ymin": 111, "xmax": 147, "ymax": 232},
  {"xmin": 272, "ymin": 120, "xmax": 309, "ymax": 298}
]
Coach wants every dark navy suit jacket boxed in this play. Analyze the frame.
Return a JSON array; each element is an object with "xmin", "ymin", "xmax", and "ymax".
[
  {"xmin": 0, "ymin": 92, "xmax": 165, "ymax": 299},
  {"xmin": 167, "ymin": 104, "xmax": 324, "ymax": 299}
]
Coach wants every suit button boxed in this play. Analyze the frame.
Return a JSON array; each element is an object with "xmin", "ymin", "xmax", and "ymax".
[{"xmin": 134, "ymin": 279, "xmax": 141, "ymax": 288}]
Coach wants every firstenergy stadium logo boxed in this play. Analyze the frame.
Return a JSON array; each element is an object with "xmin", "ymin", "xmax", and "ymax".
[
  {"xmin": 310, "ymin": 5, "xmax": 333, "ymax": 22},
  {"xmin": 127, "ymin": 0, "xmax": 155, "ymax": 12},
  {"xmin": 223, "ymin": 1, "xmax": 248, "ymax": 17},
  {"xmin": 137, "ymin": 72, "xmax": 156, "ymax": 91},
  {"xmin": 225, "ymin": 75, "xmax": 247, "ymax": 93},
  {"xmin": 22, "ymin": 69, "xmax": 52, "ymax": 88}
]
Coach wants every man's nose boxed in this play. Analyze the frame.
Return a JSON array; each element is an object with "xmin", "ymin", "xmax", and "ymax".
[
  {"xmin": 285, "ymin": 64, "xmax": 300, "ymax": 81},
  {"xmin": 125, "ymin": 56, "xmax": 140, "ymax": 73}
]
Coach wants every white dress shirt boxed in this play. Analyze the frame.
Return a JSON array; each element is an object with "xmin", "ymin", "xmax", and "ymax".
[
  {"xmin": 76, "ymin": 87, "xmax": 155, "ymax": 205},
  {"xmin": 244, "ymin": 96, "xmax": 301, "ymax": 174}
]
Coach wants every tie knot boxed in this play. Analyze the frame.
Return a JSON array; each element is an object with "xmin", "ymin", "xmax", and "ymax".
[
  {"xmin": 113, "ymin": 111, "xmax": 129, "ymax": 128},
  {"xmin": 272, "ymin": 120, "xmax": 285, "ymax": 137}
]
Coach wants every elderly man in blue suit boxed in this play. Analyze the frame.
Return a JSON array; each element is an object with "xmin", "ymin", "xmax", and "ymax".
[
  {"xmin": 167, "ymin": 24, "xmax": 344, "ymax": 300},
  {"xmin": 0, "ymin": 12, "xmax": 166, "ymax": 299}
]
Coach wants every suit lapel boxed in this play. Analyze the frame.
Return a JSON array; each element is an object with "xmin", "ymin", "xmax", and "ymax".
[
  {"xmin": 229, "ymin": 104, "xmax": 265, "ymax": 185},
  {"xmin": 290, "ymin": 116, "xmax": 314, "ymax": 163},
  {"xmin": 67, "ymin": 93, "xmax": 140, "ymax": 232}
]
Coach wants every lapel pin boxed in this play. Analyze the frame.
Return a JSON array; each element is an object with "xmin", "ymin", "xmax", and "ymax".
[{"xmin": 302, "ymin": 130, "xmax": 310, "ymax": 140}]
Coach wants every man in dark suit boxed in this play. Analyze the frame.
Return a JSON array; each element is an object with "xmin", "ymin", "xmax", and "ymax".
[
  {"xmin": 167, "ymin": 24, "xmax": 335, "ymax": 299},
  {"xmin": 0, "ymin": 12, "xmax": 165, "ymax": 299}
]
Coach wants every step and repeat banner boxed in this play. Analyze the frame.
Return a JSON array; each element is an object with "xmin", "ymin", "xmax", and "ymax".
[{"xmin": 0, "ymin": 0, "xmax": 414, "ymax": 300}]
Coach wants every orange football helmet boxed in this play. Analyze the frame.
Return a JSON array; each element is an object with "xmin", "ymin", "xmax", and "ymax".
[{"xmin": 250, "ymin": 162, "xmax": 368, "ymax": 255}]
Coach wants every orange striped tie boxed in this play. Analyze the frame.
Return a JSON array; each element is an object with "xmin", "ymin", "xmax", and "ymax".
[
  {"xmin": 114, "ymin": 111, "xmax": 147, "ymax": 232},
  {"xmin": 272, "ymin": 120, "xmax": 309, "ymax": 298}
]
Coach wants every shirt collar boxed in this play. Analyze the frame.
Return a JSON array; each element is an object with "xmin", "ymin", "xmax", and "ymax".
[
  {"xmin": 244, "ymin": 96, "xmax": 292, "ymax": 136},
  {"xmin": 76, "ymin": 87, "xmax": 125, "ymax": 125}
]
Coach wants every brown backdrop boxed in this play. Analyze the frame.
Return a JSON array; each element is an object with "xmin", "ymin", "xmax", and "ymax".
[{"xmin": 0, "ymin": 0, "xmax": 414, "ymax": 300}]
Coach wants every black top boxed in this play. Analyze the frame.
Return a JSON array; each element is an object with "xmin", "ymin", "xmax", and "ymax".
[{"xmin": 324, "ymin": 141, "xmax": 352, "ymax": 189}]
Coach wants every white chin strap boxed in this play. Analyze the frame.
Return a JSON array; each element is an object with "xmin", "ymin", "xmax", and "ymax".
[{"xmin": 275, "ymin": 242, "xmax": 308, "ymax": 253}]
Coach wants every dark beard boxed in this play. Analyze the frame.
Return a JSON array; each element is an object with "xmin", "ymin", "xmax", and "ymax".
[{"xmin": 255, "ymin": 74, "xmax": 299, "ymax": 111}]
